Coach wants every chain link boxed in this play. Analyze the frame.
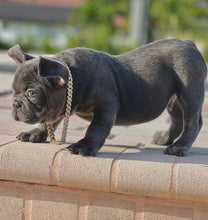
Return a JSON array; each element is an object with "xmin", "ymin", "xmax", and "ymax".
[{"xmin": 47, "ymin": 62, "xmax": 73, "ymax": 145}]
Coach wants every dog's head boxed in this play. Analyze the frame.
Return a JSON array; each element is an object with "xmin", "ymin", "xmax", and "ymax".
[{"xmin": 8, "ymin": 45, "xmax": 69, "ymax": 124}]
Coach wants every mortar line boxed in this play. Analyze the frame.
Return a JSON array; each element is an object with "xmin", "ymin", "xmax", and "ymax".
[
  {"xmin": 109, "ymin": 148, "xmax": 128, "ymax": 192},
  {"xmin": 0, "ymin": 139, "xmax": 18, "ymax": 147},
  {"xmin": 50, "ymin": 148, "xmax": 67, "ymax": 185},
  {"xmin": 0, "ymin": 139, "xmax": 18, "ymax": 158},
  {"xmin": 193, "ymin": 206, "xmax": 201, "ymax": 220},
  {"xmin": 134, "ymin": 200, "xmax": 144, "ymax": 220},
  {"xmin": 77, "ymin": 192, "xmax": 88, "ymax": 220},
  {"xmin": 23, "ymin": 187, "xmax": 32, "ymax": 220},
  {"xmin": 169, "ymin": 156, "xmax": 182, "ymax": 197}
]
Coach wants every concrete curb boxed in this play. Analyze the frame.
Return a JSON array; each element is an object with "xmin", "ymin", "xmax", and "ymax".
[{"xmin": 0, "ymin": 135, "xmax": 208, "ymax": 204}]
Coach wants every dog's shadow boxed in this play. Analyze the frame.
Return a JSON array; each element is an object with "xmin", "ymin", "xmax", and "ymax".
[
  {"xmin": 59, "ymin": 141, "xmax": 208, "ymax": 166},
  {"xmin": 97, "ymin": 144, "xmax": 208, "ymax": 166}
]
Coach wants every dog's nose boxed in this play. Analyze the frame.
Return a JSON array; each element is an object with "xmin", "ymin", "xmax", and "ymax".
[{"xmin": 13, "ymin": 100, "xmax": 21, "ymax": 109}]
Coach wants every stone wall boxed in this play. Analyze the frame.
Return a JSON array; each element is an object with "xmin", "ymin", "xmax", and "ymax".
[{"xmin": 0, "ymin": 136, "xmax": 208, "ymax": 220}]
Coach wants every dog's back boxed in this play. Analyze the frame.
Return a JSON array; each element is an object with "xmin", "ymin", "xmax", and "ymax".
[
  {"xmin": 112, "ymin": 39, "xmax": 206, "ymax": 123},
  {"xmin": 56, "ymin": 39, "xmax": 207, "ymax": 126}
]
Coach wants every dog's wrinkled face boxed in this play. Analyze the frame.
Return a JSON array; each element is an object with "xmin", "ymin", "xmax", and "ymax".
[
  {"xmin": 9, "ymin": 45, "xmax": 68, "ymax": 124},
  {"xmin": 12, "ymin": 60, "xmax": 47, "ymax": 124}
]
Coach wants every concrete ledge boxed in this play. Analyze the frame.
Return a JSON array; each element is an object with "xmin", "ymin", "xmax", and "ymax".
[{"xmin": 0, "ymin": 135, "xmax": 208, "ymax": 205}]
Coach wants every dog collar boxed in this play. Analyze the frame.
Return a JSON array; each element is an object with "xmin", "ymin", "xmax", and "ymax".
[{"xmin": 46, "ymin": 62, "xmax": 73, "ymax": 145}]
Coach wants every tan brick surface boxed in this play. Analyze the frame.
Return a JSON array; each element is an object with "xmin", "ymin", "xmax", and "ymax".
[
  {"xmin": 31, "ymin": 189, "xmax": 79, "ymax": 220},
  {"xmin": 143, "ymin": 203, "xmax": 193, "ymax": 220},
  {"xmin": 0, "ymin": 135, "xmax": 16, "ymax": 145},
  {"xmin": 0, "ymin": 141, "xmax": 65, "ymax": 184},
  {"xmin": 87, "ymin": 196, "xmax": 136, "ymax": 220},
  {"xmin": 0, "ymin": 185, "xmax": 24, "ymax": 220},
  {"xmin": 199, "ymin": 210, "xmax": 208, "ymax": 220},
  {"xmin": 56, "ymin": 145, "xmax": 126, "ymax": 191},
  {"xmin": 1, "ymin": 180, "xmax": 208, "ymax": 220},
  {"xmin": 176, "ymin": 155, "xmax": 208, "ymax": 202},
  {"xmin": 114, "ymin": 147, "xmax": 175, "ymax": 199}
]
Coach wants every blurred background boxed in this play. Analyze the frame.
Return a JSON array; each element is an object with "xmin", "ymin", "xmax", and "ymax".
[{"xmin": 0, "ymin": 0, "xmax": 208, "ymax": 61}]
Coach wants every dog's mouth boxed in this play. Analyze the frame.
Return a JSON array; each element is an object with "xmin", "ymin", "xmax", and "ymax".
[
  {"xmin": 12, "ymin": 107, "xmax": 40, "ymax": 124},
  {"xmin": 12, "ymin": 110, "xmax": 20, "ymax": 121},
  {"xmin": 40, "ymin": 118, "xmax": 46, "ymax": 123}
]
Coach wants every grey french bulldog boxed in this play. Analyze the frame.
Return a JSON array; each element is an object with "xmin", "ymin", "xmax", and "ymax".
[{"xmin": 8, "ymin": 39, "xmax": 207, "ymax": 156}]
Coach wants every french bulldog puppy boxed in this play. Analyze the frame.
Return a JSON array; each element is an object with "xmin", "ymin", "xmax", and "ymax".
[{"xmin": 8, "ymin": 39, "xmax": 207, "ymax": 156}]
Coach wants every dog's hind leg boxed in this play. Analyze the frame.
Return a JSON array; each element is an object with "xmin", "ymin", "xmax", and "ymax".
[
  {"xmin": 164, "ymin": 85, "xmax": 204, "ymax": 156},
  {"xmin": 152, "ymin": 95, "xmax": 183, "ymax": 146}
]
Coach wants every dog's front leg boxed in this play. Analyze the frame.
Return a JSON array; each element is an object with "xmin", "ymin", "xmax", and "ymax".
[
  {"xmin": 17, "ymin": 118, "xmax": 63, "ymax": 143},
  {"xmin": 17, "ymin": 123, "xmax": 48, "ymax": 143},
  {"xmin": 68, "ymin": 105, "xmax": 118, "ymax": 156}
]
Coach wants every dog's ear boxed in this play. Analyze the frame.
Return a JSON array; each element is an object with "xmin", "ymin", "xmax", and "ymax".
[
  {"xmin": 8, "ymin": 44, "xmax": 35, "ymax": 65},
  {"xmin": 38, "ymin": 56, "xmax": 68, "ymax": 86}
]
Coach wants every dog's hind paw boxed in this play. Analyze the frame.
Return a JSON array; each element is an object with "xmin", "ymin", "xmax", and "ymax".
[{"xmin": 164, "ymin": 145, "xmax": 188, "ymax": 157}]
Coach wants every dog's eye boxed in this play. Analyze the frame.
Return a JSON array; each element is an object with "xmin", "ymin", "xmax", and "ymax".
[{"xmin": 27, "ymin": 90, "xmax": 36, "ymax": 98}]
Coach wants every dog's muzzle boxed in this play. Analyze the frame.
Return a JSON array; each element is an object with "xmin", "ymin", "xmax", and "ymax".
[{"xmin": 13, "ymin": 100, "xmax": 22, "ymax": 109}]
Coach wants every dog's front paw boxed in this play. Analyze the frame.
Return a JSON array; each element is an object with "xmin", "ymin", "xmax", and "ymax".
[
  {"xmin": 164, "ymin": 145, "xmax": 188, "ymax": 157},
  {"xmin": 67, "ymin": 138, "xmax": 98, "ymax": 156},
  {"xmin": 17, "ymin": 128, "xmax": 48, "ymax": 143}
]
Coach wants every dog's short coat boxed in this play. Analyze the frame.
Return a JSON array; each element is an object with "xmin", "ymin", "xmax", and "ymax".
[{"xmin": 9, "ymin": 39, "xmax": 207, "ymax": 156}]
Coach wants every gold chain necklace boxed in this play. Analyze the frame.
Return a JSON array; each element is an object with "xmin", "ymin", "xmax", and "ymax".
[{"xmin": 46, "ymin": 63, "xmax": 73, "ymax": 145}]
